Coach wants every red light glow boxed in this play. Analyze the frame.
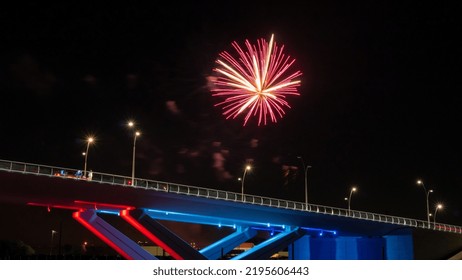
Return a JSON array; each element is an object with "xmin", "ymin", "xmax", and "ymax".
[
  {"xmin": 27, "ymin": 202, "xmax": 82, "ymax": 211},
  {"xmin": 73, "ymin": 210, "xmax": 133, "ymax": 260},
  {"xmin": 74, "ymin": 200, "xmax": 134, "ymax": 210},
  {"xmin": 120, "ymin": 209, "xmax": 183, "ymax": 260}
]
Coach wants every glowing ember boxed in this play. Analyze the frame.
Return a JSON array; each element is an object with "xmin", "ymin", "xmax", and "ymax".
[{"xmin": 211, "ymin": 34, "xmax": 302, "ymax": 126}]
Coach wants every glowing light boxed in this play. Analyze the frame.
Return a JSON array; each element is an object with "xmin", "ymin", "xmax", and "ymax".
[
  {"xmin": 120, "ymin": 209, "xmax": 183, "ymax": 260},
  {"xmin": 212, "ymin": 34, "xmax": 302, "ymax": 126},
  {"xmin": 73, "ymin": 211, "xmax": 133, "ymax": 260}
]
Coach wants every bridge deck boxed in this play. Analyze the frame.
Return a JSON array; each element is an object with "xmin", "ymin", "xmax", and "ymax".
[{"xmin": 1, "ymin": 160, "xmax": 461, "ymax": 237}]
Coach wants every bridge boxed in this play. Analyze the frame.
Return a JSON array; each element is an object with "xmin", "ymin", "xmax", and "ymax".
[{"xmin": 1, "ymin": 159, "xmax": 461, "ymax": 260}]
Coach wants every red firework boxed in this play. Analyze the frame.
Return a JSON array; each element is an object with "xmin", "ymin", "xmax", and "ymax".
[{"xmin": 211, "ymin": 34, "xmax": 302, "ymax": 126}]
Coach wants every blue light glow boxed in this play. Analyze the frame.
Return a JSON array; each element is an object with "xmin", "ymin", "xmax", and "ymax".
[
  {"xmin": 301, "ymin": 226, "xmax": 336, "ymax": 235},
  {"xmin": 96, "ymin": 210, "xmax": 120, "ymax": 215}
]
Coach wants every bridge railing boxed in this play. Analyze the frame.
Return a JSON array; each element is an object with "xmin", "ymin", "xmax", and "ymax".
[{"xmin": 1, "ymin": 159, "xmax": 461, "ymax": 234}]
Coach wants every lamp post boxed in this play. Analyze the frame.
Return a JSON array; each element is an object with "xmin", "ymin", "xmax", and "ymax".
[
  {"xmin": 297, "ymin": 156, "xmax": 312, "ymax": 210},
  {"xmin": 50, "ymin": 229, "xmax": 57, "ymax": 256},
  {"xmin": 131, "ymin": 131, "xmax": 140, "ymax": 185},
  {"xmin": 346, "ymin": 186, "xmax": 357, "ymax": 216},
  {"xmin": 417, "ymin": 180, "xmax": 433, "ymax": 228},
  {"xmin": 240, "ymin": 165, "xmax": 251, "ymax": 201},
  {"xmin": 433, "ymin": 204, "xmax": 443, "ymax": 229},
  {"xmin": 128, "ymin": 121, "xmax": 141, "ymax": 185},
  {"xmin": 83, "ymin": 137, "xmax": 94, "ymax": 178}
]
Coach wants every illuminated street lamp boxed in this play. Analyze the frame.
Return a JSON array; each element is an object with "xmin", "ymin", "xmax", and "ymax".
[
  {"xmin": 240, "ymin": 165, "xmax": 251, "ymax": 201},
  {"xmin": 345, "ymin": 186, "xmax": 357, "ymax": 216},
  {"xmin": 50, "ymin": 229, "xmax": 57, "ymax": 256},
  {"xmin": 83, "ymin": 137, "xmax": 94, "ymax": 178},
  {"xmin": 297, "ymin": 156, "xmax": 312, "ymax": 210},
  {"xmin": 417, "ymin": 180, "xmax": 433, "ymax": 228},
  {"xmin": 433, "ymin": 204, "xmax": 443, "ymax": 229},
  {"xmin": 128, "ymin": 121, "xmax": 140, "ymax": 185}
]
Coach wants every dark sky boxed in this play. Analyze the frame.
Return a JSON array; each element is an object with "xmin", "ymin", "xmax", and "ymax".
[{"xmin": 1, "ymin": 1, "xmax": 461, "ymax": 251}]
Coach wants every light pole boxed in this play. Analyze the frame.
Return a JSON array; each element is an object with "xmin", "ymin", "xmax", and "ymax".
[
  {"xmin": 297, "ymin": 156, "xmax": 312, "ymax": 210},
  {"xmin": 128, "ymin": 121, "xmax": 141, "ymax": 185},
  {"xmin": 417, "ymin": 180, "xmax": 433, "ymax": 228},
  {"xmin": 50, "ymin": 229, "xmax": 57, "ymax": 256},
  {"xmin": 433, "ymin": 204, "xmax": 443, "ymax": 229},
  {"xmin": 346, "ymin": 186, "xmax": 357, "ymax": 216},
  {"xmin": 83, "ymin": 137, "xmax": 94, "ymax": 178},
  {"xmin": 131, "ymin": 131, "xmax": 140, "ymax": 185},
  {"xmin": 240, "ymin": 165, "xmax": 251, "ymax": 201}
]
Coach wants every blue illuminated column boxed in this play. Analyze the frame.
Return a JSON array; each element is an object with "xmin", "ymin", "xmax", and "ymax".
[{"xmin": 288, "ymin": 235, "xmax": 311, "ymax": 260}]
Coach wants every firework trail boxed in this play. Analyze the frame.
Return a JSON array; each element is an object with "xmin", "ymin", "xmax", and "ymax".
[{"xmin": 211, "ymin": 34, "xmax": 302, "ymax": 126}]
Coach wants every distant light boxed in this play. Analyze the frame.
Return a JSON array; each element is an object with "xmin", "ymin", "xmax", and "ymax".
[
  {"xmin": 267, "ymin": 223, "xmax": 270, "ymax": 227},
  {"xmin": 218, "ymin": 223, "xmax": 222, "ymax": 228},
  {"xmin": 128, "ymin": 121, "xmax": 134, "ymax": 127},
  {"xmin": 319, "ymin": 232, "xmax": 323, "ymax": 236}
]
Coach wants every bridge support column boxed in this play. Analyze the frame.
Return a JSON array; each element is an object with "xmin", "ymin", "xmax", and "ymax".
[
  {"xmin": 310, "ymin": 237, "xmax": 336, "ymax": 259},
  {"xmin": 233, "ymin": 227, "xmax": 304, "ymax": 260},
  {"xmin": 336, "ymin": 237, "xmax": 359, "ymax": 259},
  {"xmin": 120, "ymin": 208, "xmax": 207, "ymax": 260},
  {"xmin": 357, "ymin": 237, "xmax": 384, "ymax": 259},
  {"xmin": 384, "ymin": 234, "xmax": 414, "ymax": 259},
  {"xmin": 336, "ymin": 237, "xmax": 385, "ymax": 259},
  {"xmin": 288, "ymin": 235, "xmax": 310, "ymax": 260},
  {"xmin": 200, "ymin": 226, "xmax": 257, "ymax": 260},
  {"xmin": 72, "ymin": 209, "xmax": 157, "ymax": 260}
]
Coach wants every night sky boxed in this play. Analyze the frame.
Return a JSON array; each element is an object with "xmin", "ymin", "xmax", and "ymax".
[{"xmin": 1, "ymin": 2, "xmax": 461, "ymax": 252}]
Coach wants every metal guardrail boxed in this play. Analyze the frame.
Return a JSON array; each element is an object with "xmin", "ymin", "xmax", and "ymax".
[{"xmin": 1, "ymin": 159, "xmax": 461, "ymax": 234}]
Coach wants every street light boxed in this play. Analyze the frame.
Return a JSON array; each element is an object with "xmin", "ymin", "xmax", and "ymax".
[
  {"xmin": 433, "ymin": 204, "xmax": 443, "ymax": 229},
  {"xmin": 297, "ymin": 156, "xmax": 312, "ymax": 210},
  {"xmin": 417, "ymin": 180, "xmax": 433, "ymax": 228},
  {"xmin": 83, "ymin": 137, "xmax": 94, "ymax": 178},
  {"xmin": 50, "ymin": 229, "xmax": 57, "ymax": 256},
  {"xmin": 240, "ymin": 165, "xmax": 251, "ymax": 201},
  {"xmin": 346, "ymin": 186, "xmax": 357, "ymax": 216},
  {"xmin": 128, "ymin": 121, "xmax": 141, "ymax": 185}
]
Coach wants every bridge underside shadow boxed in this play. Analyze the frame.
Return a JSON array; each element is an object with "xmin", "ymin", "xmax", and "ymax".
[{"xmin": 71, "ymin": 207, "xmax": 414, "ymax": 260}]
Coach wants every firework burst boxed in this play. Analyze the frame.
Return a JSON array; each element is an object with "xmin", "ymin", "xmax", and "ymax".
[{"xmin": 211, "ymin": 34, "xmax": 302, "ymax": 126}]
